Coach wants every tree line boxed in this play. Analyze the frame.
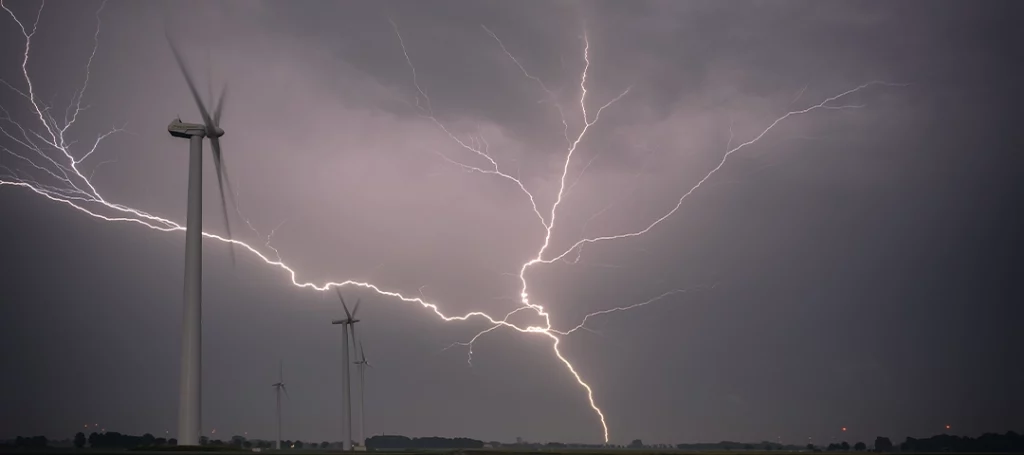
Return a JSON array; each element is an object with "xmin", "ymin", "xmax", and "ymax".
[
  {"xmin": 366, "ymin": 434, "xmax": 485, "ymax": 449},
  {"xmin": 3, "ymin": 429, "xmax": 1022, "ymax": 451},
  {"xmin": 1, "ymin": 432, "xmax": 332, "ymax": 450},
  {"xmin": 620, "ymin": 433, "xmax": 1024, "ymax": 453},
  {"xmin": 806, "ymin": 432, "xmax": 1023, "ymax": 453},
  {"xmin": 899, "ymin": 431, "xmax": 1023, "ymax": 452}
]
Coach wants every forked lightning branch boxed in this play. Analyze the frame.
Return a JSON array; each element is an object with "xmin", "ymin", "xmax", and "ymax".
[{"xmin": 0, "ymin": 0, "xmax": 904, "ymax": 445}]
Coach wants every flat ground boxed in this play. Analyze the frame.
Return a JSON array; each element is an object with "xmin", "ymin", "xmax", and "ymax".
[{"xmin": 0, "ymin": 449, "xmax": 993, "ymax": 455}]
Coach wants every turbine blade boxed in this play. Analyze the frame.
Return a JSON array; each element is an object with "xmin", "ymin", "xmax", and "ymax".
[
  {"xmin": 282, "ymin": 384, "xmax": 289, "ymax": 398},
  {"xmin": 279, "ymin": 360, "xmax": 283, "ymax": 384},
  {"xmin": 213, "ymin": 83, "xmax": 228, "ymax": 126},
  {"xmin": 165, "ymin": 31, "xmax": 213, "ymax": 128},
  {"xmin": 360, "ymin": 341, "xmax": 366, "ymax": 362},
  {"xmin": 206, "ymin": 47, "xmax": 213, "ymax": 117},
  {"xmin": 350, "ymin": 324, "xmax": 358, "ymax": 355},
  {"xmin": 336, "ymin": 289, "xmax": 352, "ymax": 319},
  {"xmin": 351, "ymin": 298, "xmax": 362, "ymax": 318},
  {"xmin": 209, "ymin": 136, "xmax": 236, "ymax": 266}
]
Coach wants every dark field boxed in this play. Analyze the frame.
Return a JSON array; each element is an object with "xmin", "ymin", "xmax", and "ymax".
[{"xmin": 0, "ymin": 449, "xmax": 1002, "ymax": 455}]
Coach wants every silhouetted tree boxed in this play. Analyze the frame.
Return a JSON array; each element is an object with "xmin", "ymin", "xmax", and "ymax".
[
  {"xmin": 854, "ymin": 442, "xmax": 866, "ymax": 451},
  {"xmin": 807, "ymin": 443, "xmax": 816, "ymax": 450},
  {"xmin": 74, "ymin": 432, "xmax": 86, "ymax": 449},
  {"xmin": 841, "ymin": 441, "xmax": 850, "ymax": 451},
  {"xmin": 320, "ymin": 441, "xmax": 330, "ymax": 448},
  {"xmin": 295, "ymin": 440, "xmax": 305, "ymax": 448},
  {"xmin": 629, "ymin": 439, "xmax": 644, "ymax": 448},
  {"xmin": 874, "ymin": 436, "xmax": 893, "ymax": 452}
]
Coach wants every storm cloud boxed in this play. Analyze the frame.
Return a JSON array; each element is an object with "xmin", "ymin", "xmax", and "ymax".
[{"xmin": 1, "ymin": 0, "xmax": 1021, "ymax": 446}]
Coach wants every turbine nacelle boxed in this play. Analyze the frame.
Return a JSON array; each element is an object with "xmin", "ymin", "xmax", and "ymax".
[
  {"xmin": 167, "ymin": 119, "xmax": 210, "ymax": 139},
  {"xmin": 331, "ymin": 318, "xmax": 359, "ymax": 325}
]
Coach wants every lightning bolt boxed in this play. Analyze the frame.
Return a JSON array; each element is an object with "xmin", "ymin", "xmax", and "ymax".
[
  {"xmin": 0, "ymin": 1, "xmax": 905, "ymax": 443},
  {"xmin": 388, "ymin": 22, "xmax": 905, "ymax": 442}
]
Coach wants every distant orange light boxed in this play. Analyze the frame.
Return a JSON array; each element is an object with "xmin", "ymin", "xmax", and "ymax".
[
  {"xmin": 842, "ymin": 428, "xmax": 847, "ymax": 432},
  {"xmin": 946, "ymin": 425, "xmax": 951, "ymax": 429}
]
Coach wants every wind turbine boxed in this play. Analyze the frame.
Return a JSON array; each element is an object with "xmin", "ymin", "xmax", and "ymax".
[
  {"xmin": 272, "ymin": 361, "xmax": 288, "ymax": 451},
  {"xmin": 165, "ymin": 33, "xmax": 238, "ymax": 446},
  {"xmin": 347, "ymin": 304, "xmax": 364, "ymax": 448},
  {"xmin": 331, "ymin": 290, "xmax": 361, "ymax": 451},
  {"xmin": 354, "ymin": 342, "xmax": 371, "ymax": 446}
]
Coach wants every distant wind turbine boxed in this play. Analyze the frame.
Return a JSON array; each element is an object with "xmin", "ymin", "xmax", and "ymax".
[
  {"xmin": 354, "ymin": 342, "xmax": 371, "ymax": 445},
  {"xmin": 331, "ymin": 290, "xmax": 361, "ymax": 451},
  {"xmin": 272, "ymin": 361, "xmax": 288, "ymax": 451}
]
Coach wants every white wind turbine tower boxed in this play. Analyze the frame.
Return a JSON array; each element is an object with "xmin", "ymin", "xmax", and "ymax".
[
  {"xmin": 165, "ymin": 33, "xmax": 239, "ymax": 446},
  {"xmin": 353, "ymin": 342, "xmax": 371, "ymax": 446},
  {"xmin": 331, "ymin": 290, "xmax": 361, "ymax": 451},
  {"xmin": 271, "ymin": 361, "xmax": 288, "ymax": 451}
]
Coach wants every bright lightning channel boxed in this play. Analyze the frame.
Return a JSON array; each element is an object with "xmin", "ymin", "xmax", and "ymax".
[{"xmin": 0, "ymin": 2, "xmax": 903, "ymax": 443}]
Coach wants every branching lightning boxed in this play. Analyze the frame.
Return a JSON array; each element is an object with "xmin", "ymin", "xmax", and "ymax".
[{"xmin": 0, "ymin": 1, "xmax": 904, "ymax": 443}]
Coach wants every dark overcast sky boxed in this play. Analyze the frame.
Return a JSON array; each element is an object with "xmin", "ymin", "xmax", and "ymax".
[{"xmin": 1, "ymin": 0, "xmax": 1022, "ymax": 446}]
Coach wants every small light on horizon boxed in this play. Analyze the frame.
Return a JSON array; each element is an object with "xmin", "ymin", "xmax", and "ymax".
[
  {"xmin": 946, "ymin": 425, "xmax": 951, "ymax": 430},
  {"xmin": 842, "ymin": 427, "xmax": 847, "ymax": 432}
]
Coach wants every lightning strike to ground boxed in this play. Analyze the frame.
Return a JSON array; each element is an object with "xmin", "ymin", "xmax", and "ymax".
[{"xmin": 0, "ymin": 2, "xmax": 904, "ymax": 443}]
